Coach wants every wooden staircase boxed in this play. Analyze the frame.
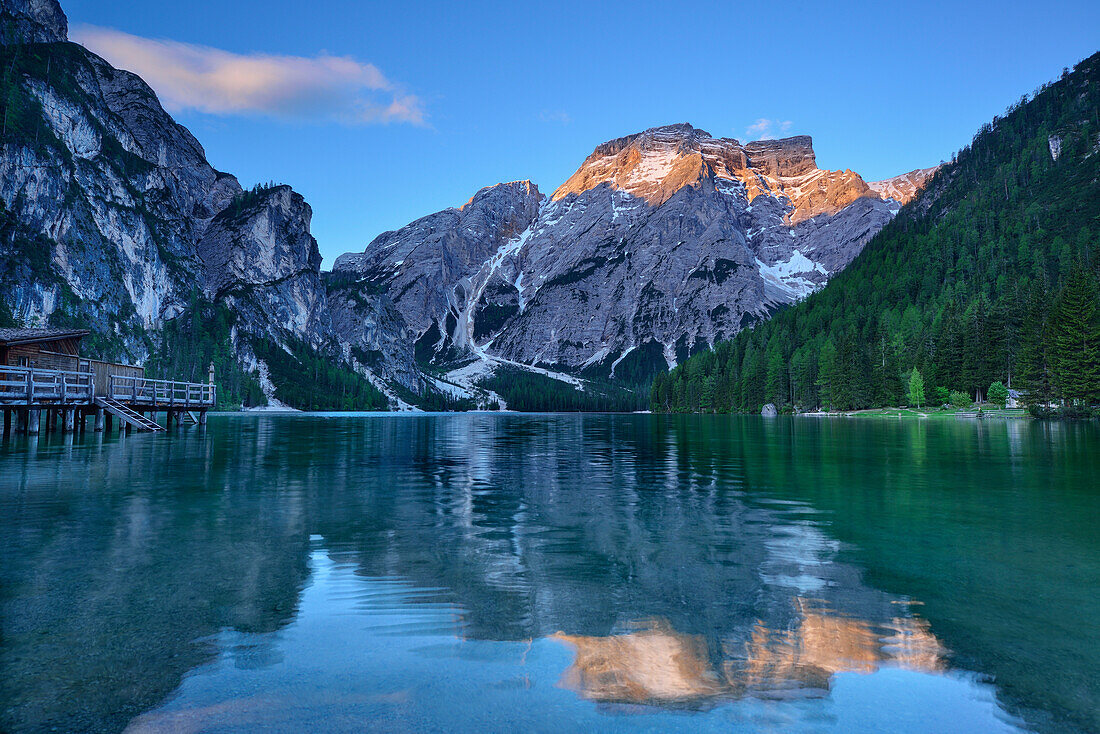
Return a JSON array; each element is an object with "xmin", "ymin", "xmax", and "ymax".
[
  {"xmin": 95, "ymin": 397, "xmax": 165, "ymax": 432},
  {"xmin": 181, "ymin": 410, "xmax": 199, "ymax": 425}
]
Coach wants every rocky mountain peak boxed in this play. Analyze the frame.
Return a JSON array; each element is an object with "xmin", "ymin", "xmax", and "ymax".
[
  {"xmin": 328, "ymin": 118, "xmax": 939, "ymax": 388},
  {"xmin": 551, "ymin": 123, "xmax": 893, "ymax": 225},
  {"xmin": 868, "ymin": 166, "xmax": 941, "ymax": 205},
  {"xmin": 553, "ymin": 123, "xmax": 746, "ymax": 206},
  {"xmin": 0, "ymin": 0, "xmax": 67, "ymax": 44},
  {"xmin": 743, "ymin": 135, "xmax": 817, "ymax": 178},
  {"xmin": 459, "ymin": 180, "xmax": 542, "ymax": 212},
  {"xmin": 634, "ymin": 122, "xmax": 719, "ymax": 149}
]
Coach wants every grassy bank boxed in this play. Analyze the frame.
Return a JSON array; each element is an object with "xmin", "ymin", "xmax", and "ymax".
[{"xmin": 798, "ymin": 405, "xmax": 1033, "ymax": 419}]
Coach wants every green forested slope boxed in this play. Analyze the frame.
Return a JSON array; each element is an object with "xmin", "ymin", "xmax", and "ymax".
[{"xmin": 652, "ymin": 52, "xmax": 1100, "ymax": 413}]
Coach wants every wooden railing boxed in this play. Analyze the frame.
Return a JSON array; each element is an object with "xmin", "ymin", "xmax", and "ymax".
[
  {"xmin": 0, "ymin": 365, "xmax": 94, "ymax": 405},
  {"xmin": 0, "ymin": 365, "xmax": 214, "ymax": 407},
  {"xmin": 108, "ymin": 374, "xmax": 216, "ymax": 406}
]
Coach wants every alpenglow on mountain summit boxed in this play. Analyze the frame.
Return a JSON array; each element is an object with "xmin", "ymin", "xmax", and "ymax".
[
  {"xmin": 334, "ymin": 124, "xmax": 936, "ymax": 395},
  {"xmin": 0, "ymin": 0, "xmax": 936, "ymax": 408}
]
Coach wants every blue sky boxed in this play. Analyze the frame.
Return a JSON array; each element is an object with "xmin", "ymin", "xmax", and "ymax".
[{"xmin": 63, "ymin": 0, "xmax": 1100, "ymax": 266}]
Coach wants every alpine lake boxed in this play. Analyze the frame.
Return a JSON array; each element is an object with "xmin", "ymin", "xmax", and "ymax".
[{"xmin": 1, "ymin": 413, "xmax": 1097, "ymax": 733}]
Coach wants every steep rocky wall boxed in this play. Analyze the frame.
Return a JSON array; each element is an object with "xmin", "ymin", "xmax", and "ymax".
[
  {"xmin": 335, "ymin": 124, "xmax": 937, "ymax": 379},
  {"xmin": 0, "ymin": 0, "xmax": 422, "ymax": 402}
]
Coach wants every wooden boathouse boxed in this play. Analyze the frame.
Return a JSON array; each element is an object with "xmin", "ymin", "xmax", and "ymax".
[{"xmin": 0, "ymin": 328, "xmax": 216, "ymax": 435}]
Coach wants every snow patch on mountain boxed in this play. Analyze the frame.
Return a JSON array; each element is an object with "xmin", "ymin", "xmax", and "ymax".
[{"xmin": 756, "ymin": 250, "xmax": 829, "ymax": 298}]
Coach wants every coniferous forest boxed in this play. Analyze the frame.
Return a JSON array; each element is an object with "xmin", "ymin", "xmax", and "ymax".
[{"xmin": 651, "ymin": 52, "xmax": 1100, "ymax": 414}]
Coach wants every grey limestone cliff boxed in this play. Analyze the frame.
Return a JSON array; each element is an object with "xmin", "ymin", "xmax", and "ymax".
[
  {"xmin": 0, "ymin": 0, "xmax": 936, "ymax": 407},
  {"xmin": 0, "ymin": 0, "xmax": 421, "ymax": 402},
  {"xmin": 335, "ymin": 124, "xmax": 935, "ymax": 382}
]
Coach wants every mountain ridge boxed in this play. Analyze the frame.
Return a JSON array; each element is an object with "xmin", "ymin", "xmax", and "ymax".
[
  {"xmin": 335, "ymin": 123, "xmax": 936, "ymax": 395},
  {"xmin": 0, "ymin": 0, "xmax": 942, "ymax": 411},
  {"xmin": 0, "ymin": 0, "xmax": 422, "ymax": 409},
  {"xmin": 651, "ymin": 51, "xmax": 1100, "ymax": 413}
]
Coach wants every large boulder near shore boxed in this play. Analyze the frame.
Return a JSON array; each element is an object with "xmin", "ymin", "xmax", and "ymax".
[{"xmin": 761, "ymin": 403, "xmax": 778, "ymax": 417}]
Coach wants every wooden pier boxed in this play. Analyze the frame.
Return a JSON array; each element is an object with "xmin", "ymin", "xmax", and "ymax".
[
  {"xmin": 0, "ymin": 364, "xmax": 215, "ymax": 435},
  {"xmin": 0, "ymin": 328, "xmax": 216, "ymax": 436}
]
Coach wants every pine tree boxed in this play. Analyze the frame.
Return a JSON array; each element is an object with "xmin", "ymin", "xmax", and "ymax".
[
  {"xmin": 1018, "ymin": 285, "xmax": 1055, "ymax": 406},
  {"xmin": 817, "ymin": 339, "xmax": 838, "ymax": 410},
  {"xmin": 764, "ymin": 346, "xmax": 786, "ymax": 405},
  {"xmin": 1050, "ymin": 264, "xmax": 1100, "ymax": 403},
  {"xmin": 988, "ymin": 381, "xmax": 1009, "ymax": 408}
]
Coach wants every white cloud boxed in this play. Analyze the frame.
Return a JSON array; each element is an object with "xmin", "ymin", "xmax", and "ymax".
[
  {"xmin": 745, "ymin": 118, "xmax": 793, "ymax": 141},
  {"xmin": 72, "ymin": 25, "xmax": 425, "ymax": 126},
  {"xmin": 538, "ymin": 110, "xmax": 572, "ymax": 124}
]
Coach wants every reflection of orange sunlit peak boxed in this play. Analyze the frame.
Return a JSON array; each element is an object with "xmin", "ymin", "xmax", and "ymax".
[
  {"xmin": 882, "ymin": 616, "xmax": 948, "ymax": 673},
  {"xmin": 551, "ymin": 601, "xmax": 946, "ymax": 707},
  {"xmin": 727, "ymin": 600, "xmax": 946, "ymax": 695},
  {"xmin": 728, "ymin": 611, "xmax": 880, "ymax": 694},
  {"xmin": 551, "ymin": 624, "xmax": 722, "ymax": 704}
]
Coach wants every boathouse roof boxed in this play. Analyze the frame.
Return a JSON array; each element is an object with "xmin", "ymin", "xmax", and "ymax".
[{"xmin": 0, "ymin": 328, "xmax": 90, "ymax": 346}]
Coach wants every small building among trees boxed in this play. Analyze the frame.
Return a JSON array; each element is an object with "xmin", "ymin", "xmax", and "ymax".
[
  {"xmin": 1, "ymin": 328, "xmax": 213, "ymax": 434},
  {"xmin": 0, "ymin": 328, "xmax": 144, "ymax": 391},
  {"xmin": 0, "ymin": 328, "xmax": 89, "ymax": 371}
]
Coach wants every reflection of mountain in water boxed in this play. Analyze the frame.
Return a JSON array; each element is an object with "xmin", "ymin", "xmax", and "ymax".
[
  {"xmin": 1, "ymin": 414, "xmax": 1095, "ymax": 733},
  {"xmin": 291, "ymin": 415, "xmax": 953, "ymax": 709},
  {"xmin": 553, "ymin": 603, "xmax": 945, "ymax": 707},
  {"xmin": 0, "ymin": 432, "xmax": 312, "ymax": 733}
]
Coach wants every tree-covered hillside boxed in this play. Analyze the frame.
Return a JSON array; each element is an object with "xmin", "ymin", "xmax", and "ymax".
[{"xmin": 652, "ymin": 52, "xmax": 1100, "ymax": 413}]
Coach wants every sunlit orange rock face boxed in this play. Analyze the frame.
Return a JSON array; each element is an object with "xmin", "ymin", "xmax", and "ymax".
[
  {"xmin": 868, "ymin": 167, "xmax": 941, "ymax": 205},
  {"xmin": 551, "ymin": 124, "xmax": 936, "ymax": 225},
  {"xmin": 552, "ymin": 600, "xmax": 945, "ymax": 706}
]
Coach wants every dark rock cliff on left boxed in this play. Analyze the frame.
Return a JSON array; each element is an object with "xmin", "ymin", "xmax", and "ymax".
[
  {"xmin": 0, "ymin": 0, "xmax": 65, "ymax": 44},
  {"xmin": 0, "ymin": 0, "xmax": 420, "ymax": 407}
]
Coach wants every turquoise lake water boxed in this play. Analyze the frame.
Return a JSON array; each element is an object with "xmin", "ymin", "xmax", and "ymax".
[{"xmin": 1, "ymin": 413, "xmax": 1097, "ymax": 733}]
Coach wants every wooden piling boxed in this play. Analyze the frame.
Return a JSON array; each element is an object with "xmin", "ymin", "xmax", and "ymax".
[
  {"xmin": 27, "ymin": 409, "xmax": 40, "ymax": 435},
  {"xmin": 63, "ymin": 409, "xmax": 74, "ymax": 433},
  {"xmin": 3, "ymin": 408, "xmax": 10, "ymax": 436},
  {"xmin": 94, "ymin": 408, "xmax": 105, "ymax": 432}
]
